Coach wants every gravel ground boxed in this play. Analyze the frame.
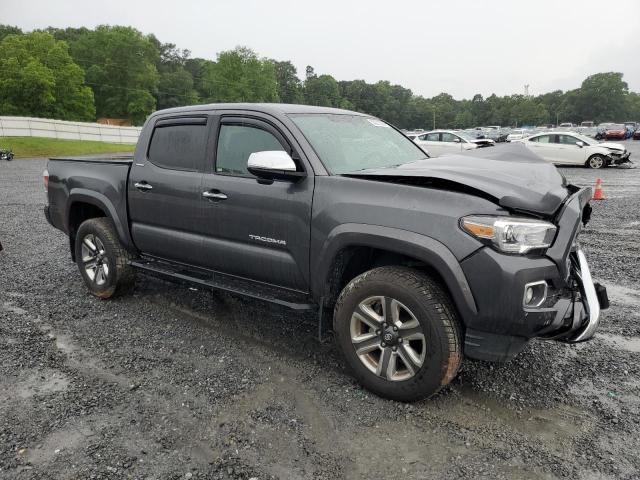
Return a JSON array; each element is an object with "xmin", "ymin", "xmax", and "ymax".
[{"xmin": 1, "ymin": 143, "xmax": 639, "ymax": 479}]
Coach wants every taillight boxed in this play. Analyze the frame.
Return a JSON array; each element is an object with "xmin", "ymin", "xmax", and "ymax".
[{"xmin": 43, "ymin": 169, "xmax": 49, "ymax": 192}]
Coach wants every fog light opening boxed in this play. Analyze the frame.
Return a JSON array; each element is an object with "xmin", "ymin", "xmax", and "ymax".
[{"xmin": 523, "ymin": 281, "xmax": 548, "ymax": 307}]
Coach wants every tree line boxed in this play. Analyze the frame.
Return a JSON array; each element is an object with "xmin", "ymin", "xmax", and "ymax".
[{"xmin": 1, "ymin": 24, "xmax": 639, "ymax": 127}]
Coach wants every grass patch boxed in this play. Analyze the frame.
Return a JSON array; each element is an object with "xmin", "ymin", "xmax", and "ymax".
[{"xmin": 0, "ymin": 137, "xmax": 135, "ymax": 159}]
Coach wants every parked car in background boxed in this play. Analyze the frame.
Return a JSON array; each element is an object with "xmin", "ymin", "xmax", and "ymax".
[
  {"xmin": 517, "ymin": 132, "xmax": 631, "ymax": 169},
  {"xmin": 506, "ymin": 129, "xmax": 530, "ymax": 141},
  {"xmin": 633, "ymin": 129, "xmax": 640, "ymax": 140},
  {"xmin": 581, "ymin": 121, "xmax": 594, "ymax": 127},
  {"xmin": 413, "ymin": 130, "xmax": 494, "ymax": 157},
  {"xmin": 604, "ymin": 124, "xmax": 627, "ymax": 140},
  {"xmin": 558, "ymin": 122, "xmax": 575, "ymax": 128}
]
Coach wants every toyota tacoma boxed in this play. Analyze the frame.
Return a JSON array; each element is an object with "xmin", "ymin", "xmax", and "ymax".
[{"xmin": 44, "ymin": 104, "xmax": 608, "ymax": 401}]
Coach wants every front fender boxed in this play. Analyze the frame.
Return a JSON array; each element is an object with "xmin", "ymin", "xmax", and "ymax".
[{"xmin": 312, "ymin": 223, "xmax": 479, "ymax": 324}]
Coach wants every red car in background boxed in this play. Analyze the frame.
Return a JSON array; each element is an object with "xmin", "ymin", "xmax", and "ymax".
[{"xmin": 604, "ymin": 124, "xmax": 627, "ymax": 140}]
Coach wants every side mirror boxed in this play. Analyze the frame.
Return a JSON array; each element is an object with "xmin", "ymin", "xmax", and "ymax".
[
  {"xmin": 247, "ymin": 151, "xmax": 306, "ymax": 182},
  {"xmin": 575, "ymin": 141, "xmax": 585, "ymax": 148},
  {"xmin": 453, "ymin": 138, "xmax": 461, "ymax": 143}
]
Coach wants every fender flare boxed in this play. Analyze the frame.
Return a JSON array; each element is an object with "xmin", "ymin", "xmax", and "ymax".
[
  {"xmin": 66, "ymin": 189, "xmax": 135, "ymax": 251},
  {"xmin": 312, "ymin": 223, "xmax": 478, "ymax": 323}
]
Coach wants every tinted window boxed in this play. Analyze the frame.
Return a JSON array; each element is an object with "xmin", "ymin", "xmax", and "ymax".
[
  {"xmin": 425, "ymin": 133, "xmax": 440, "ymax": 141},
  {"xmin": 148, "ymin": 124, "xmax": 208, "ymax": 171},
  {"xmin": 216, "ymin": 125, "xmax": 285, "ymax": 176},
  {"xmin": 531, "ymin": 135, "xmax": 551, "ymax": 143}
]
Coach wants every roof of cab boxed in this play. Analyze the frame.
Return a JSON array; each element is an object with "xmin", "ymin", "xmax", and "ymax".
[{"xmin": 150, "ymin": 103, "xmax": 367, "ymax": 119}]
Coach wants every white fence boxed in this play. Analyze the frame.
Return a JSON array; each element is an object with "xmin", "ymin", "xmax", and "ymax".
[{"xmin": 0, "ymin": 116, "xmax": 142, "ymax": 144}]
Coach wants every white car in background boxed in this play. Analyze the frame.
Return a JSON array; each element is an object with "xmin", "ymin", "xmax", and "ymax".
[
  {"xmin": 413, "ymin": 130, "xmax": 494, "ymax": 157},
  {"xmin": 506, "ymin": 129, "xmax": 531, "ymax": 141},
  {"xmin": 516, "ymin": 131, "xmax": 631, "ymax": 169}
]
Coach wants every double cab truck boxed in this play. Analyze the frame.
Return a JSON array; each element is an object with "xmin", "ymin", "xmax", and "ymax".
[{"xmin": 44, "ymin": 104, "xmax": 608, "ymax": 401}]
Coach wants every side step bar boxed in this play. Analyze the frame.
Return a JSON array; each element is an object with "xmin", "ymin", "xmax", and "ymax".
[{"xmin": 130, "ymin": 258, "xmax": 317, "ymax": 311}]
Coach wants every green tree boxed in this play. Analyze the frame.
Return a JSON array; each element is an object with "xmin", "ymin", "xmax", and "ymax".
[
  {"xmin": 272, "ymin": 60, "xmax": 303, "ymax": 103},
  {"xmin": 304, "ymin": 73, "xmax": 341, "ymax": 107},
  {"xmin": 0, "ymin": 24, "xmax": 22, "ymax": 42},
  {"xmin": 575, "ymin": 72, "xmax": 628, "ymax": 123},
  {"xmin": 0, "ymin": 31, "xmax": 95, "ymax": 120},
  {"xmin": 200, "ymin": 47, "xmax": 277, "ymax": 103},
  {"xmin": 67, "ymin": 25, "xmax": 159, "ymax": 124},
  {"xmin": 148, "ymin": 35, "xmax": 199, "ymax": 109}
]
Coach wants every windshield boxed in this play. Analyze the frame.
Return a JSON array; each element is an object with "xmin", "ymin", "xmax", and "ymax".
[
  {"xmin": 609, "ymin": 124, "xmax": 624, "ymax": 130},
  {"xmin": 290, "ymin": 114, "xmax": 427, "ymax": 174}
]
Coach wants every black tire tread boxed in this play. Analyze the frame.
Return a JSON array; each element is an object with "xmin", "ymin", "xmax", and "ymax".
[
  {"xmin": 75, "ymin": 217, "xmax": 135, "ymax": 299},
  {"xmin": 334, "ymin": 266, "xmax": 462, "ymax": 401}
]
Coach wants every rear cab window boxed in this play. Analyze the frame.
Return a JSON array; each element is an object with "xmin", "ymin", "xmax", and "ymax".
[{"xmin": 147, "ymin": 118, "xmax": 208, "ymax": 171}]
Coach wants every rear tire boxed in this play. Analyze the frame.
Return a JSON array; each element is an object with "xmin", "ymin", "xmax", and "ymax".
[
  {"xmin": 74, "ymin": 218, "xmax": 135, "ymax": 299},
  {"xmin": 334, "ymin": 266, "xmax": 462, "ymax": 402},
  {"xmin": 586, "ymin": 155, "xmax": 606, "ymax": 169}
]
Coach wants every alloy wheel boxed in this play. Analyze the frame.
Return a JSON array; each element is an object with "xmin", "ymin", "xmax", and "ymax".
[
  {"xmin": 350, "ymin": 296, "xmax": 426, "ymax": 381},
  {"xmin": 81, "ymin": 234, "xmax": 109, "ymax": 286}
]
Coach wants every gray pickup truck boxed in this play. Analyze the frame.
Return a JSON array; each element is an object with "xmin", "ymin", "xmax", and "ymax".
[{"xmin": 44, "ymin": 103, "xmax": 608, "ymax": 401}]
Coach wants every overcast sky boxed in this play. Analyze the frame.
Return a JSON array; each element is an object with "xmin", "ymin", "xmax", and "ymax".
[{"xmin": 2, "ymin": 0, "xmax": 639, "ymax": 99}]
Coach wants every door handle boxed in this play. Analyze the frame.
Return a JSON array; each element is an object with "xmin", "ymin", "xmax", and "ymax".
[
  {"xmin": 202, "ymin": 190, "xmax": 227, "ymax": 201},
  {"xmin": 134, "ymin": 182, "xmax": 153, "ymax": 191}
]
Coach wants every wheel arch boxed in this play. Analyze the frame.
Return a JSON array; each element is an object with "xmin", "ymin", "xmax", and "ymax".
[
  {"xmin": 313, "ymin": 224, "xmax": 478, "ymax": 325},
  {"xmin": 66, "ymin": 189, "xmax": 134, "ymax": 260}
]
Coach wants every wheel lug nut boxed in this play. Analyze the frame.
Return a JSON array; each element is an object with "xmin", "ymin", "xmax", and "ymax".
[
  {"xmin": 392, "ymin": 347, "xmax": 397, "ymax": 352},
  {"xmin": 398, "ymin": 338, "xmax": 403, "ymax": 343},
  {"xmin": 381, "ymin": 342, "xmax": 386, "ymax": 347},
  {"xmin": 393, "ymin": 326, "xmax": 398, "ymax": 331},
  {"xmin": 382, "ymin": 323, "xmax": 387, "ymax": 328},
  {"xmin": 376, "ymin": 329, "xmax": 381, "ymax": 335}
]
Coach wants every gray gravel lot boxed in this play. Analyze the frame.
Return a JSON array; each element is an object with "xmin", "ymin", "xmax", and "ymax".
[{"xmin": 1, "ymin": 142, "xmax": 639, "ymax": 479}]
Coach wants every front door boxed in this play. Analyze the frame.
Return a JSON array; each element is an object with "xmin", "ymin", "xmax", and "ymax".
[
  {"xmin": 198, "ymin": 115, "xmax": 314, "ymax": 291},
  {"xmin": 128, "ymin": 117, "xmax": 210, "ymax": 266}
]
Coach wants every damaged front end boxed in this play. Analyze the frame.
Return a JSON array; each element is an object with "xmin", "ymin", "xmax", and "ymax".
[{"xmin": 527, "ymin": 186, "xmax": 609, "ymax": 343}]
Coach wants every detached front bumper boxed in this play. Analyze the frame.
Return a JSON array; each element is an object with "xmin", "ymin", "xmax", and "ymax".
[
  {"xmin": 461, "ymin": 187, "xmax": 609, "ymax": 362},
  {"xmin": 608, "ymin": 151, "xmax": 631, "ymax": 165}
]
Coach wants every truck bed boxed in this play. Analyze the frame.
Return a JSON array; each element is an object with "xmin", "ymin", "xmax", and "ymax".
[{"xmin": 49, "ymin": 153, "xmax": 134, "ymax": 164}]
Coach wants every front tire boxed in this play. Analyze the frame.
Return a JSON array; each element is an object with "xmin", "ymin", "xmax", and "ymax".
[
  {"xmin": 586, "ymin": 154, "xmax": 606, "ymax": 169},
  {"xmin": 75, "ymin": 218, "xmax": 135, "ymax": 299},
  {"xmin": 334, "ymin": 266, "xmax": 462, "ymax": 402}
]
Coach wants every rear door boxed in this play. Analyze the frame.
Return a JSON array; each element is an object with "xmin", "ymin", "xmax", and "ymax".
[
  {"xmin": 416, "ymin": 132, "xmax": 443, "ymax": 156},
  {"xmin": 198, "ymin": 114, "xmax": 314, "ymax": 291},
  {"xmin": 526, "ymin": 134, "xmax": 555, "ymax": 163},
  {"xmin": 128, "ymin": 116, "xmax": 211, "ymax": 265}
]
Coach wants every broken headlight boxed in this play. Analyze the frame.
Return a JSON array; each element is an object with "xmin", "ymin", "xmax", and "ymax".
[{"xmin": 461, "ymin": 215, "xmax": 557, "ymax": 254}]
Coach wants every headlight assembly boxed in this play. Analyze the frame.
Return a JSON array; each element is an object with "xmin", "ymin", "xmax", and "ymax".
[{"xmin": 461, "ymin": 215, "xmax": 557, "ymax": 254}]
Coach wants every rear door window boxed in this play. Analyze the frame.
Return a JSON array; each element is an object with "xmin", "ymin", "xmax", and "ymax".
[
  {"xmin": 424, "ymin": 133, "xmax": 440, "ymax": 141},
  {"xmin": 148, "ymin": 121, "xmax": 208, "ymax": 171}
]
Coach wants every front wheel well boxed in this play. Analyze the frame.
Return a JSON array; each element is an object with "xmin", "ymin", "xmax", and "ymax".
[
  {"xmin": 324, "ymin": 246, "xmax": 449, "ymax": 310},
  {"xmin": 68, "ymin": 202, "xmax": 107, "ymax": 260}
]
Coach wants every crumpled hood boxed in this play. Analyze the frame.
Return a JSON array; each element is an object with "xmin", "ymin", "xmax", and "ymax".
[
  {"xmin": 599, "ymin": 142, "xmax": 625, "ymax": 152},
  {"xmin": 345, "ymin": 143, "xmax": 569, "ymax": 217}
]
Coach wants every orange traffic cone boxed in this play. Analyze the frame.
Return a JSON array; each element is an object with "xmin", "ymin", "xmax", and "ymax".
[{"xmin": 592, "ymin": 178, "xmax": 605, "ymax": 200}]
